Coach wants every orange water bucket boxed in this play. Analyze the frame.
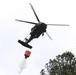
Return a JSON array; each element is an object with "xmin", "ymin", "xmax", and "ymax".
[{"xmin": 24, "ymin": 50, "xmax": 31, "ymax": 58}]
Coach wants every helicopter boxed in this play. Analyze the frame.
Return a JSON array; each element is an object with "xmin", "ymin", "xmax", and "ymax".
[{"xmin": 16, "ymin": 3, "xmax": 69, "ymax": 49}]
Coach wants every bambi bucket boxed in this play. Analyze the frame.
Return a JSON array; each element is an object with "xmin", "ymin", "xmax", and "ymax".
[{"xmin": 24, "ymin": 50, "xmax": 31, "ymax": 58}]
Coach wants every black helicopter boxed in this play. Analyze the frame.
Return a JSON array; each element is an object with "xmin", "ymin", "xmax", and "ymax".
[{"xmin": 16, "ymin": 3, "xmax": 69, "ymax": 49}]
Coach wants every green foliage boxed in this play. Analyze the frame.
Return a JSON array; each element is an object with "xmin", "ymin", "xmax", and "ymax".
[{"xmin": 40, "ymin": 51, "xmax": 76, "ymax": 75}]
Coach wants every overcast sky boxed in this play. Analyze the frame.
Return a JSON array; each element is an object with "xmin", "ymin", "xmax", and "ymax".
[{"xmin": 0, "ymin": 0, "xmax": 76, "ymax": 75}]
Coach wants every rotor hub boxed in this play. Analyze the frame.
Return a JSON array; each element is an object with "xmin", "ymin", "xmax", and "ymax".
[{"xmin": 40, "ymin": 22, "xmax": 47, "ymax": 30}]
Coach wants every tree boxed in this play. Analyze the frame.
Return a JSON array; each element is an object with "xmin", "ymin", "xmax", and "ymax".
[{"xmin": 40, "ymin": 51, "xmax": 76, "ymax": 75}]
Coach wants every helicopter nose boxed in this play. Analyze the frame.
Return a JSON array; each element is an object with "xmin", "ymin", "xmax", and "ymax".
[{"xmin": 42, "ymin": 22, "xmax": 47, "ymax": 27}]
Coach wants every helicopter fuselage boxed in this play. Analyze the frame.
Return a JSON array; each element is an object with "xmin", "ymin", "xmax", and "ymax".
[
  {"xmin": 16, "ymin": 3, "xmax": 69, "ymax": 49},
  {"xmin": 30, "ymin": 22, "xmax": 47, "ymax": 38}
]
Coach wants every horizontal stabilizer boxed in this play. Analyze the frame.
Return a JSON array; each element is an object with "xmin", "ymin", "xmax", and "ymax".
[{"xmin": 18, "ymin": 40, "xmax": 32, "ymax": 49}]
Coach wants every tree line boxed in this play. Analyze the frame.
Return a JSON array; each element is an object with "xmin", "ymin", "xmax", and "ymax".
[{"xmin": 40, "ymin": 51, "xmax": 76, "ymax": 75}]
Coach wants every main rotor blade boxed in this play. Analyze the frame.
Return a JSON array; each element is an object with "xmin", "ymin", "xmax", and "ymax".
[
  {"xmin": 29, "ymin": 3, "xmax": 40, "ymax": 22},
  {"xmin": 15, "ymin": 19, "xmax": 37, "ymax": 24},
  {"xmin": 47, "ymin": 24, "xmax": 69, "ymax": 26},
  {"xmin": 46, "ymin": 32, "xmax": 53, "ymax": 40}
]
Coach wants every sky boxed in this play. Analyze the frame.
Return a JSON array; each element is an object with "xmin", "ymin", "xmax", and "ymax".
[{"xmin": 0, "ymin": 0, "xmax": 76, "ymax": 75}]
